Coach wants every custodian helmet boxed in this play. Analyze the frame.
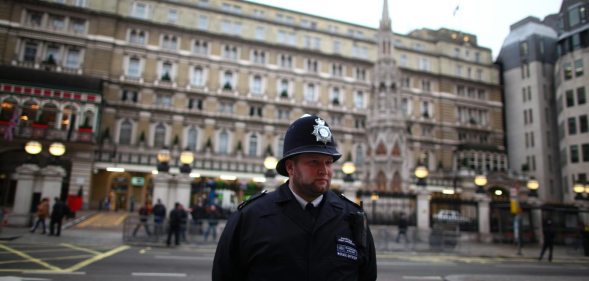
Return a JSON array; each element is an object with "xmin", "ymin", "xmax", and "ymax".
[{"xmin": 276, "ymin": 114, "xmax": 341, "ymax": 177}]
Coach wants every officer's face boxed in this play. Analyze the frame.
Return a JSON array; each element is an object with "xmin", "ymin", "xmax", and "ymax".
[{"xmin": 286, "ymin": 153, "xmax": 333, "ymax": 201}]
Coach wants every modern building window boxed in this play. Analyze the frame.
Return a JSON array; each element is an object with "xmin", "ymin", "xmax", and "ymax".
[
  {"xmin": 583, "ymin": 143, "xmax": 589, "ymax": 162},
  {"xmin": 580, "ymin": 115, "xmax": 588, "ymax": 133},
  {"xmin": 564, "ymin": 62, "xmax": 573, "ymax": 80},
  {"xmin": 578, "ymin": 87, "xmax": 586, "ymax": 105},
  {"xmin": 566, "ymin": 90, "xmax": 575, "ymax": 107},
  {"xmin": 154, "ymin": 123, "xmax": 166, "ymax": 148},
  {"xmin": 571, "ymin": 145, "xmax": 579, "ymax": 163},
  {"xmin": 248, "ymin": 135, "xmax": 258, "ymax": 157},
  {"xmin": 187, "ymin": 127, "xmax": 198, "ymax": 151},
  {"xmin": 575, "ymin": 59, "xmax": 584, "ymax": 76},
  {"xmin": 569, "ymin": 117, "xmax": 577, "ymax": 135},
  {"xmin": 119, "ymin": 120, "xmax": 132, "ymax": 145}
]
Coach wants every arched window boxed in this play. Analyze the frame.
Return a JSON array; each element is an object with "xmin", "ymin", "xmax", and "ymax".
[
  {"xmin": 39, "ymin": 103, "xmax": 58, "ymax": 127},
  {"xmin": 22, "ymin": 100, "xmax": 39, "ymax": 123},
  {"xmin": 82, "ymin": 110, "xmax": 94, "ymax": 128},
  {"xmin": 0, "ymin": 98, "xmax": 17, "ymax": 121},
  {"xmin": 119, "ymin": 119, "xmax": 132, "ymax": 145},
  {"xmin": 223, "ymin": 71, "xmax": 233, "ymax": 90},
  {"xmin": 60, "ymin": 105, "xmax": 77, "ymax": 130},
  {"xmin": 218, "ymin": 130, "xmax": 229, "ymax": 154},
  {"xmin": 248, "ymin": 134, "xmax": 258, "ymax": 157},
  {"xmin": 187, "ymin": 127, "xmax": 198, "ymax": 151},
  {"xmin": 154, "ymin": 123, "xmax": 166, "ymax": 147},
  {"xmin": 392, "ymin": 172, "xmax": 402, "ymax": 192},
  {"xmin": 376, "ymin": 171, "xmax": 387, "ymax": 191}
]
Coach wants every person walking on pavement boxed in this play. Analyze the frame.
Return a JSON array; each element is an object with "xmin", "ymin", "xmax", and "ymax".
[
  {"xmin": 203, "ymin": 204, "xmax": 220, "ymax": 242},
  {"xmin": 132, "ymin": 202, "xmax": 152, "ymax": 237},
  {"xmin": 395, "ymin": 212, "xmax": 409, "ymax": 244},
  {"xmin": 49, "ymin": 197, "xmax": 67, "ymax": 236},
  {"xmin": 213, "ymin": 114, "xmax": 377, "ymax": 281},
  {"xmin": 30, "ymin": 198, "xmax": 49, "ymax": 234},
  {"xmin": 179, "ymin": 204, "xmax": 188, "ymax": 242},
  {"xmin": 152, "ymin": 199, "xmax": 166, "ymax": 237},
  {"xmin": 539, "ymin": 218, "xmax": 556, "ymax": 262},
  {"xmin": 166, "ymin": 202, "xmax": 184, "ymax": 246}
]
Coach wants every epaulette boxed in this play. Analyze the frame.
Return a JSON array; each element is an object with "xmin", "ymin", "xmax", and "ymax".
[
  {"xmin": 337, "ymin": 192, "xmax": 363, "ymax": 210},
  {"xmin": 238, "ymin": 190, "xmax": 268, "ymax": 210}
]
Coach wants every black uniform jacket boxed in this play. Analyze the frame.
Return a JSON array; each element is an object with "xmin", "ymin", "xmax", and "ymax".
[{"xmin": 212, "ymin": 182, "xmax": 377, "ymax": 281}]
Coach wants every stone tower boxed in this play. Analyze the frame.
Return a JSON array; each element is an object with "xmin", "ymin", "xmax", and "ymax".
[{"xmin": 365, "ymin": 0, "xmax": 409, "ymax": 192}]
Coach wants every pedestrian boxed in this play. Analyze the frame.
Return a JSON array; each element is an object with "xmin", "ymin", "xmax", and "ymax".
[
  {"xmin": 30, "ymin": 198, "xmax": 49, "ymax": 234},
  {"xmin": 179, "ymin": 204, "xmax": 188, "ymax": 242},
  {"xmin": 166, "ymin": 202, "xmax": 183, "ymax": 246},
  {"xmin": 49, "ymin": 197, "xmax": 67, "ymax": 236},
  {"xmin": 203, "ymin": 204, "xmax": 220, "ymax": 242},
  {"xmin": 152, "ymin": 199, "xmax": 166, "ymax": 236},
  {"xmin": 538, "ymin": 218, "xmax": 556, "ymax": 262},
  {"xmin": 132, "ymin": 202, "xmax": 151, "ymax": 237},
  {"xmin": 212, "ymin": 114, "xmax": 377, "ymax": 281},
  {"xmin": 191, "ymin": 199, "xmax": 206, "ymax": 234},
  {"xmin": 395, "ymin": 212, "xmax": 409, "ymax": 244}
]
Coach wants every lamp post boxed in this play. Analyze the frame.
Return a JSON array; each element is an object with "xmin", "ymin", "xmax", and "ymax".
[
  {"xmin": 263, "ymin": 156, "xmax": 277, "ymax": 179},
  {"xmin": 341, "ymin": 161, "xmax": 356, "ymax": 201},
  {"xmin": 156, "ymin": 149, "xmax": 171, "ymax": 172},
  {"xmin": 474, "ymin": 174, "xmax": 487, "ymax": 194},
  {"xmin": 370, "ymin": 192, "xmax": 379, "ymax": 223},
  {"xmin": 414, "ymin": 164, "xmax": 428, "ymax": 189},
  {"xmin": 179, "ymin": 150, "xmax": 194, "ymax": 174},
  {"xmin": 527, "ymin": 178, "xmax": 539, "ymax": 197},
  {"xmin": 574, "ymin": 181, "xmax": 586, "ymax": 200}
]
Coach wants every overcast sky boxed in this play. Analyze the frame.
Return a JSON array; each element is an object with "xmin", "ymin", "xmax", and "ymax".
[{"xmin": 246, "ymin": 0, "xmax": 562, "ymax": 60}]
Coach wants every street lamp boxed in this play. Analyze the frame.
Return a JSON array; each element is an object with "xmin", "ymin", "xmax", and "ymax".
[
  {"xmin": 179, "ymin": 150, "xmax": 194, "ymax": 174},
  {"xmin": 414, "ymin": 164, "xmax": 428, "ymax": 189},
  {"xmin": 370, "ymin": 192, "xmax": 379, "ymax": 222},
  {"xmin": 527, "ymin": 178, "xmax": 539, "ymax": 197},
  {"xmin": 263, "ymin": 156, "xmax": 277, "ymax": 178},
  {"xmin": 156, "ymin": 149, "xmax": 171, "ymax": 172},
  {"xmin": 574, "ymin": 181, "xmax": 585, "ymax": 200},
  {"xmin": 342, "ymin": 161, "xmax": 356, "ymax": 183},
  {"xmin": 474, "ymin": 174, "xmax": 487, "ymax": 194}
]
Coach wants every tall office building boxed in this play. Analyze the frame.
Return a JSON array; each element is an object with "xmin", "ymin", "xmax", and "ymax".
[{"xmin": 496, "ymin": 16, "xmax": 562, "ymax": 203}]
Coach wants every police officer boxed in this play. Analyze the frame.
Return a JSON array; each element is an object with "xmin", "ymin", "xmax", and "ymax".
[{"xmin": 212, "ymin": 114, "xmax": 377, "ymax": 281}]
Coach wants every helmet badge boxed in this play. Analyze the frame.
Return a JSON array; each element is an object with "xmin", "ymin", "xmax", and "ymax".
[{"xmin": 312, "ymin": 118, "xmax": 332, "ymax": 144}]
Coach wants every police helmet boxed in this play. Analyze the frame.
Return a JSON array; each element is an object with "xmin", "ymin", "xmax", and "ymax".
[{"xmin": 276, "ymin": 114, "xmax": 341, "ymax": 177}]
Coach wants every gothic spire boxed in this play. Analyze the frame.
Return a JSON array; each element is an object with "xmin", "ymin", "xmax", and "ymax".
[{"xmin": 380, "ymin": 0, "xmax": 391, "ymax": 31}]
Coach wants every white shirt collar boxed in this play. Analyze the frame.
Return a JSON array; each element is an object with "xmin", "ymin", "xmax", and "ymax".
[{"xmin": 288, "ymin": 185, "xmax": 323, "ymax": 210}]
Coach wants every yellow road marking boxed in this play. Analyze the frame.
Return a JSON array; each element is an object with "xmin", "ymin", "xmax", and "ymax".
[
  {"xmin": 61, "ymin": 243, "xmax": 101, "ymax": 255},
  {"xmin": 114, "ymin": 214, "xmax": 128, "ymax": 225},
  {"xmin": 0, "ymin": 243, "xmax": 63, "ymax": 271},
  {"xmin": 0, "ymin": 254, "xmax": 92, "ymax": 265},
  {"xmin": 64, "ymin": 245, "xmax": 129, "ymax": 272}
]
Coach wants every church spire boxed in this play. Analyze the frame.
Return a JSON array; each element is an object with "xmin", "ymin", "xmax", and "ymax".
[{"xmin": 380, "ymin": 0, "xmax": 391, "ymax": 31}]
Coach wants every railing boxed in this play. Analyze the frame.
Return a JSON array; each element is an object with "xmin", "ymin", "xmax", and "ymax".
[{"xmin": 0, "ymin": 123, "xmax": 95, "ymax": 143}]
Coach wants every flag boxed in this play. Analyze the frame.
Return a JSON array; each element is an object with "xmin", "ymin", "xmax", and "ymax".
[{"xmin": 453, "ymin": 4, "xmax": 460, "ymax": 16}]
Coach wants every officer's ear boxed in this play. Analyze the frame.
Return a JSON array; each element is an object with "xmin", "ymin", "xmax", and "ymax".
[{"xmin": 285, "ymin": 158, "xmax": 296, "ymax": 176}]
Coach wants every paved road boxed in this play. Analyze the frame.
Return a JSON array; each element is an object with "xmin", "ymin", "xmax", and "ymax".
[{"xmin": 1, "ymin": 239, "xmax": 589, "ymax": 281}]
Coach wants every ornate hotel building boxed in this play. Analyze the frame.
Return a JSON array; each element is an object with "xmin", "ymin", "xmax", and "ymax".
[{"xmin": 0, "ymin": 0, "xmax": 505, "ymax": 219}]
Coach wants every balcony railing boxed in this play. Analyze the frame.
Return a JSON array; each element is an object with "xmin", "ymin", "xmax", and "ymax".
[{"xmin": 0, "ymin": 123, "xmax": 96, "ymax": 143}]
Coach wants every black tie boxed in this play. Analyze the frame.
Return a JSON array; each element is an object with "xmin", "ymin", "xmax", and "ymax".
[{"xmin": 305, "ymin": 203, "xmax": 318, "ymax": 220}]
